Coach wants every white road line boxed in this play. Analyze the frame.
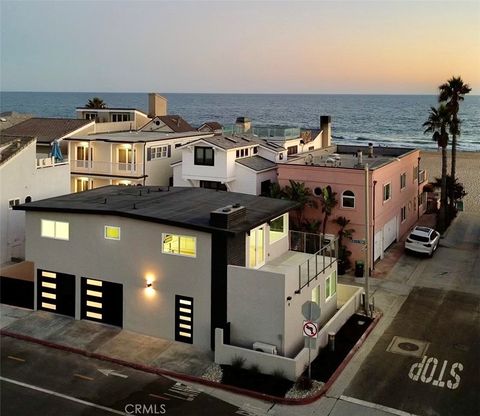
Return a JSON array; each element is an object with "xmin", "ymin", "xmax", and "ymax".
[
  {"xmin": 0, "ymin": 376, "xmax": 125, "ymax": 415},
  {"xmin": 339, "ymin": 395, "xmax": 420, "ymax": 416}
]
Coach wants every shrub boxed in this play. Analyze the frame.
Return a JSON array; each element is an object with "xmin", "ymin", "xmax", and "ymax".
[
  {"xmin": 296, "ymin": 376, "xmax": 313, "ymax": 391},
  {"xmin": 231, "ymin": 355, "xmax": 246, "ymax": 369},
  {"xmin": 249, "ymin": 364, "xmax": 260, "ymax": 373}
]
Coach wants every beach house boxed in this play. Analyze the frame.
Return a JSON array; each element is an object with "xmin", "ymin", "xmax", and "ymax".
[{"xmin": 277, "ymin": 144, "xmax": 428, "ymax": 270}]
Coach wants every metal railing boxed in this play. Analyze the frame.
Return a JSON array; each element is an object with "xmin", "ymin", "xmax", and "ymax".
[{"xmin": 71, "ymin": 160, "xmax": 144, "ymax": 176}]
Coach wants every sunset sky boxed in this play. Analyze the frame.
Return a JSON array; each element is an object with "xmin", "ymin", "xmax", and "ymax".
[{"xmin": 1, "ymin": 0, "xmax": 479, "ymax": 94}]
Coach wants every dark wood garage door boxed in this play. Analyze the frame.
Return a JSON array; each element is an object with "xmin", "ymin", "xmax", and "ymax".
[
  {"xmin": 37, "ymin": 269, "xmax": 75, "ymax": 317},
  {"xmin": 81, "ymin": 277, "xmax": 123, "ymax": 327}
]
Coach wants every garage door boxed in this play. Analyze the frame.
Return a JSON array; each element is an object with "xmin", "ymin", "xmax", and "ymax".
[
  {"xmin": 383, "ymin": 216, "xmax": 397, "ymax": 249},
  {"xmin": 81, "ymin": 277, "xmax": 123, "ymax": 327},
  {"xmin": 37, "ymin": 269, "xmax": 75, "ymax": 317}
]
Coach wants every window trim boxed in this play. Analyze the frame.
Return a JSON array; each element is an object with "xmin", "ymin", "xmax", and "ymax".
[
  {"xmin": 400, "ymin": 172, "xmax": 407, "ymax": 190},
  {"xmin": 41, "ymin": 219, "xmax": 69, "ymax": 241},
  {"xmin": 194, "ymin": 146, "xmax": 214, "ymax": 166},
  {"xmin": 162, "ymin": 233, "xmax": 197, "ymax": 258},
  {"xmin": 383, "ymin": 182, "xmax": 392, "ymax": 202},
  {"xmin": 104, "ymin": 225, "xmax": 121, "ymax": 240},
  {"xmin": 341, "ymin": 190, "xmax": 355, "ymax": 209},
  {"xmin": 325, "ymin": 270, "xmax": 337, "ymax": 301},
  {"xmin": 151, "ymin": 145, "xmax": 169, "ymax": 160},
  {"xmin": 269, "ymin": 214, "xmax": 288, "ymax": 243},
  {"xmin": 401, "ymin": 206, "xmax": 407, "ymax": 223}
]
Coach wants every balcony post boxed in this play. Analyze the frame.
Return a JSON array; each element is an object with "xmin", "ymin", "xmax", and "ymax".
[
  {"xmin": 307, "ymin": 260, "xmax": 310, "ymax": 286},
  {"xmin": 298, "ymin": 265, "xmax": 301, "ymax": 292}
]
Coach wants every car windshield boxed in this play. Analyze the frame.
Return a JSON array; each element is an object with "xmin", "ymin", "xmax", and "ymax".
[{"xmin": 410, "ymin": 234, "xmax": 430, "ymax": 242}]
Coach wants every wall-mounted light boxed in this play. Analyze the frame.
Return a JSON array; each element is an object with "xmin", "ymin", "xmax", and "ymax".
[{"xmin": 286, "ymin": 295, "xmax": 292, "ymax": 306}]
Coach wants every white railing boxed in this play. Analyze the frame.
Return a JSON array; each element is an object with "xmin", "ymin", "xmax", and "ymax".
[
  {"xmin": 36, "ymin": 157, "xmax": 69, "ymax": 169},
  {"xmin": 71, "ymin": 160, "xmax": 144, "ymax": 176}
]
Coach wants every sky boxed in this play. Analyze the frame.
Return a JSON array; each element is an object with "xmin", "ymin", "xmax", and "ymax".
[{"xmin": 1, "ymin": 0, "xmax": 479, "ymax": 94}]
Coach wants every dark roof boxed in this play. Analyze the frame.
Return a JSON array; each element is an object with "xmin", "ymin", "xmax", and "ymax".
[
  {"xmin": 0, "ymin": 134, "xmax": 35, "ymax": 166},
  {"xmin": 196, "ymin": 135, "xmax": 262, "ymax": 150},
  {"xmin": 2, "ymin": 118, "xmax": 93, "ymax": 143},
  {"xmin": 157, "ymin": 115, "xmax": 194, "ymax": 133},
  {"xmin": 236, "ymin": 156, "xmax": 277, "ymax": 172},
  {"xmin": 16, "ymin": 186, "xmax": 297, "ymax": 235},
  {"xmin": 198, "ymin": 121, "xmax": 223, "ymax": 131},
  {"xmin": 0, "ymin": 112, "xmax": 33, "ymax": 131}
]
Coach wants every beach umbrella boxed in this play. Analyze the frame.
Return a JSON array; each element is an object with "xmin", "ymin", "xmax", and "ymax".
[{"xmin": 51, "ymin": 140, "xmax": 63, "ymax": 162}]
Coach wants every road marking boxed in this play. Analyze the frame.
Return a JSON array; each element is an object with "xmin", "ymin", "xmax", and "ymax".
[
  {"xmin": 7, "ymin": 355, "xmax": 25, "ymax": 362},
  {"xmin": 97, "ymin": 368, "xmax": 128, "ymax": 378},
  {"xmin": 0, "ymin": 376, "xmax": 125, "ymax": 415},
  {"xmin": 164, "ymin": 382, "xmax": 200, "ymax": 402},
  {"xmin": 408, "ymin": 355, "xmax": 463, "ymax": 389},
  {"xmin": 340, "ymin": 395, "xmax": 420, "ymax": 416},
  {"xmin": 149, "ymin": 393, "xmax": 170, "ymax": 400},
  {"xmin": 74, "ymin": 373, "xmax": 94, "ymax": 381}
]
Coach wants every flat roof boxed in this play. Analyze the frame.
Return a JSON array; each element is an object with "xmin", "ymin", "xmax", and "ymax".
[
  {"xmin": 67, "ymin": 130, "xmax": 209, "ymax": 143},
  {"xmin": 16, "ymin": 186, "xmax": 297, "ymax": 235}
]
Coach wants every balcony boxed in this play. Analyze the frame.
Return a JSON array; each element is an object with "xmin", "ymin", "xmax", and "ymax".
[
  {"xmin": 36, "ymin": 156, "xmax": 69, "ymax": 169},
  {"xmin": 71, "ymin": 160, "xmax": 145, "ymax": 178},
  {"xmin": 222, "ymin": 125, "xmax": 301, "ymax": 139}
]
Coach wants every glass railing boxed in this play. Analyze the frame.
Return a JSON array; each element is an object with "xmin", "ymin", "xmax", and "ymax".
[{"xmin": 222, "ymin": 125, "xmax": 300, "ymax": 139}]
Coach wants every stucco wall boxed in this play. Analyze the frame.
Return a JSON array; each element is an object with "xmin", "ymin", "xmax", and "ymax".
[
  {"xmin": 181, "ymin": 145, "xmax": 231, "ymax": 183},
  {"xmin": 1, "ymin": 142, "xmax": 70, "ymax": 263},
  {"xmin": 25, "ymin": 212, "xmax": 212, "ymax": 348}
]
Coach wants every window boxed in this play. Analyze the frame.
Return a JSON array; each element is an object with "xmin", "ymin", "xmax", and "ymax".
[
  {"xmin": 401, "ymin": 206, "xmax": 407, "ymax": 223},
  {"xmin": 163, "ymin": 234, "xmax": 196, "ymax": 257},
  {"xmin": 253, "ymin": 146, "xmax": 258, "ymax": 154},
  {"xmin": 194, "ymin": 147, "xmax": 214, "ymax": 166},
  {"xmin": 325, "ymin": 271, "xmax": 337, "ymax": 300},
  {"xmin": 249, "ymin": 226, "xmax": 265, "ymax": 268},
  {"xmin": 311, "ymin": 285, "xmax": 320, "ymax": 305},
  {"xmin": 111, "ymin": 113, "xmax": 130, "ymax": 122},
  {"xmin": 41, "ymin": 220, "xmax": 69, "ymax": 240},
  {"xmin": 341, "ymin": 190, "xmax": 355, "ymax": 208},
  {"xmin": 85, "ymin": 112, "xmax": 97, "ymax": 120},
  {"xmin": 269, "ymin": 214, "xmax": 287, "ymax": 243},
  {"xmin": 413, "ymin": 166, "xmax": 419, "ymax": 183},
  {"xmin": 8, "ymin": 198, "xmax": 20, "ymax": 209},
  {"xmin": 287, "ymin": 145, "xmax": 298, "ymax": 156},
  {"xmin": 400, "ymin": 173, "xmax": 407, "ymax": 190},
  {"xmin": 105, "ymin": 226, "xmax": 120, "ymax": 240},
  {"xmin": 383, "ymin": 183, "xmax": 392, "ymax": 202},
  {"xmin": 75, "ymin": 178, "xmax": 89, "ymax": 192},
  {"xmin": 151, "ymin": 145, "xmax": 169, "ymax": 159}
]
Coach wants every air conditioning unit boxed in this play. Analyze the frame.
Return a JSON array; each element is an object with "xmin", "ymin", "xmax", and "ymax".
[{"xmin": 253, "ymin": 342, "xmax": 278, "ymax": 355}]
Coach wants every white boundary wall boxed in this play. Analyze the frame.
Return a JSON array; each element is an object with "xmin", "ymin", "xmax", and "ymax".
[{"xmin": 215, "ymin": 284, "xmax": 363, "ymax": 381}]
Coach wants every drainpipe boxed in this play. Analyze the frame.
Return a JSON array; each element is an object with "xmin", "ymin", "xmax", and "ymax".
[
  {"xmin": 364, "ymin": 163, "xmax": 370, "ymax": 316},
  {"xmin": 417, "ymin": 156, "xmax": 421, "ymax": 220},
  {"xmin": 372, "ymin": 180, "xmax": 377, "ymax": 270}
]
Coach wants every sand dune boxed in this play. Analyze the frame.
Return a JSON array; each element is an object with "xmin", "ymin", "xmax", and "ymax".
[{"xmin": 420, "ymin": 150, "xmax": 480, "ymax": 213}]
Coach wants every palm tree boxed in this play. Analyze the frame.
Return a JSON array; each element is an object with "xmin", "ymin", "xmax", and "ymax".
[
  {"xmin": 333, "ymin": 216, "xmax": 355, "ymax": 272},
  {"xmin": 423, "ymin": 104, "xmax": 450, "ymax": 231},
  {"xmin": 319, "ymin": 185, "xmax": 337, "ymax": 236},
  {"xmin": 85, "ymin": 97, "xmax": 107, "ymax": 109},
  {"xmin": 282, "ymin": 180, "xmax": 317, "ymax": 229},
  {"xmin": 438, "ymin": 76, "xmax": 471, "ymax": 216}
]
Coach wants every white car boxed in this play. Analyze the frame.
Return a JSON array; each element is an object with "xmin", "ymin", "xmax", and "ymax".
[{"xmin": 405, "ymin": 226, "xmax": 440, "ymax": 256}]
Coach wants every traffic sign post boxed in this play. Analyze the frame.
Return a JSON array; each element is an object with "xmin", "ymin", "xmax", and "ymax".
[{"xmin": 302, "ymin": 301, "xmax": 321, "ymax": 380}]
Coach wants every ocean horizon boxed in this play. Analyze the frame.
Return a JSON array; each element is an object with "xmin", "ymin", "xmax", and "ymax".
[{"xmin": 1, "ymin": 91, "xmax": 479, "ymax": 152}]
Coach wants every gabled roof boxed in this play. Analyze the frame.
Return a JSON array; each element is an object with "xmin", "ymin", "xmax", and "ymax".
[
  {"xmin": 1, "ymin": 118, "xmax": 93, "ymax": 144},
  {"xmin": 198, "ymin": 121, "xmax": 223, "ymax": 132},
  {"xmin": 236, "ymin": 156, "xmax": 277, "ymax": 172},
  {"xmin": 156, "ymin": 115, "xmax": 194, "ymax": 133},
  {"xmin": 16, "ymin": 186, "xmax": 297, "ymax": 235},
  {"xmin": 0, "ymin": 134, "xmax": 35, "ymax": 166}
]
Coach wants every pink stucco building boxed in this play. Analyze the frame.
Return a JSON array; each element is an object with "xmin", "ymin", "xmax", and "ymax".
[{"xmin": 278, "ymin": 144, "xmax": 428, "ymax": 272}]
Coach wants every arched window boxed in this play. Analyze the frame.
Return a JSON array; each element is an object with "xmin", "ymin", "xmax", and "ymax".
[{"xmin": 342, "ymin": 190, "xmax": 355, "ymax": 208}]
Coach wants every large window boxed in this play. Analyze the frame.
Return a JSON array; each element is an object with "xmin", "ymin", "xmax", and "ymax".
[
  {"xmin": 400, "ymin": 172, "xmax": 407, "ymax": 190},
  {"xmin": 325, "ymin": 271, "xmax": 337, "ymax": 300},
  {"xmin": 194, "ymin": 147, "xmax": 214, "ymax": 166},
  {"xmin": 401, "ymin": 206, "xmax": 407, "ymax": 223},
  {"xmin": 269, "ymin": 214, "xmax": 287, "ymax": 243},
  {"xmin": 287, "ymin": 145, "xmax": 298, "ymax": 156},
  {"xmin": 111, "ymin": 113, "xmax": 130, "ymax": 122},
  {"xmin": 383, "ymin": 183, "xmax": 392, "ymax": 202},
  {"xmin": 163, "ymin": 234, "xmax": 196, "ymax": 257},
  {"xmin": 41, "ymin": 220, "xmax": 69, "ymax": 240},
  {"xmin": 341, "ymin": 190, "xmax": 355, "ymax": 208}
]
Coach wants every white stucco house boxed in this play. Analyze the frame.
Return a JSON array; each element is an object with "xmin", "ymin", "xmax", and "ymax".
[{"xmin": 0, "ymin": 134, "xmax": 70, "ymax": 264}]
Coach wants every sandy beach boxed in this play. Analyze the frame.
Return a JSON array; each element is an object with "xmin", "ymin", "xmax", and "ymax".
[{"xmin": 420, "ymin": 150, "xmax": 480, "ymax": 214}]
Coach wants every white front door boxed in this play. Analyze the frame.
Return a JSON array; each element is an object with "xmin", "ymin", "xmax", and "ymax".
[
  {"xmin": 374, "ymin": 230, "xmax": 383, "ymax": 261},
  {"xmin": 249, "ymin": 226, "xmax": 265, "ymax": 268}
]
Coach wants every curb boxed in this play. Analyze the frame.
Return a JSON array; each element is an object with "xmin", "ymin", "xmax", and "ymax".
[{"xmin": 0, "ymin": 312, "xmax": 381, "ymax": 406}]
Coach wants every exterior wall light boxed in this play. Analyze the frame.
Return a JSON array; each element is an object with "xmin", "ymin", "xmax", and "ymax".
[{"xmin": 146, "ymin": 281, "xmax": 153, "ymax": 288}]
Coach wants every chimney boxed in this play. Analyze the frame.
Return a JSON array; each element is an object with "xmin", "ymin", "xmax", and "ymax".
[
  {"xmin": 320, "ymin": 116, "xmax": 331, "ymax": 148},
  {"xmin": 210, "ymin": 203, "xmax": 246, "ymax": 228},
  {"xmin": 368, "ymin": 142, "xmax": 374, "ymax": 158},
  {"xmin": 235, "ymin": 117, "xmax": 252, "ymax": 134},
  {"xmin": 148, "ymin": 93, "xmax": 168, "ymax": 118},
  {"xmin": 357, "ymin": 151, "xmax": 363, "ymax": 165}
]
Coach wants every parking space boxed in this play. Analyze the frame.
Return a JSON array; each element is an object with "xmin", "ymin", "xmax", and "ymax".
[{"xmin": 344, "ymin": 287, "xmax": 480, "ymax": 416}]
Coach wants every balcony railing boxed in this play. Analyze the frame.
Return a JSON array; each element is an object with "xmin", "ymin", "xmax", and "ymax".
[
  {"xmin": 36, "ymin": 157, "xmax": 69, "ymax": 169},
  {"xmin": 222, "ymin": 125, "xmax": 300, "ymax": 139},
  {"xmin": 71, "ymin": 160, "xmax": 144, "ymax": 177}
]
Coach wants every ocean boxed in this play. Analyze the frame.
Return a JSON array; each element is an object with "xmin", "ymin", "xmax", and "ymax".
[{"xmin": 1, "ymin": 92, "xmax": 479, "ymax": 151}]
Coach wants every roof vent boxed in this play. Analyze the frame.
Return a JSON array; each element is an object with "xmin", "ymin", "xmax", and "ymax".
[{"xmin": 210, "ymin": 204, "xmax": 246, "ymax": 228}]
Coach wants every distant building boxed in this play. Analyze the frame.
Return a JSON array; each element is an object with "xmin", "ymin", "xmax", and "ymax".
[{"xmin": 278, "ymin": 143, "xmax": 428, "ymax": 268}]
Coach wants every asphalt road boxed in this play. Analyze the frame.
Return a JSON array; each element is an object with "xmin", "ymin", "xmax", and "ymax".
[
  {"xmin": 0, "ymin": 336, "xmax": 242, "ymax": 416},
  {"xmin": 343, "ymin": 213, "xmax": 480, "ymax": 416}
]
